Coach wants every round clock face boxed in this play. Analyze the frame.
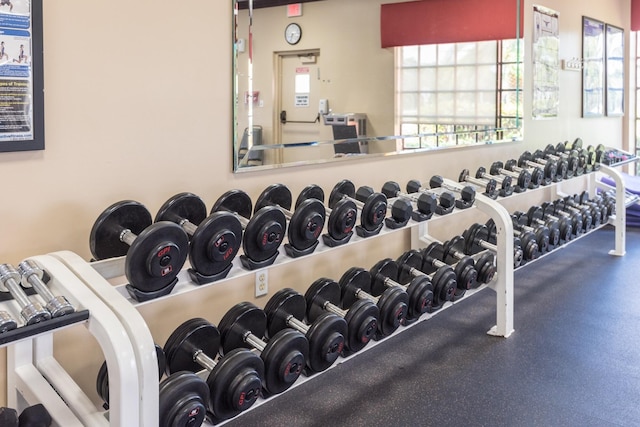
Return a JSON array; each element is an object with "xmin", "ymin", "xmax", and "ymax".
[{"xmin": 285, "ymin": 23, "xmax": 302, "ymax": 45}]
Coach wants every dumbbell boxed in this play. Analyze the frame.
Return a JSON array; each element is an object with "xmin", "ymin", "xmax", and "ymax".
[
  {"xmin": 264, "ymin": 288, "xmax": 347, "ymax": 373},
  {"xmin": 380, "ymin": 180, "xmax": 438, "ymax": 221},
  {"xmin": 476, "ymin": 166, "xmax": 514, "ymax": 197},
  {"xmin": 0, "ymin": 407, "xmax": 17, "ymax": 427},
  {"xmin": 503, "ymin": 159, "xmax": 544, "ymax": 189},
  {"xmin": 329, "ymin": 179, "xmax": 387, "ymax": 237},
  {"xmin": 369, "ymin": 258, "xmax": 434, "ymax": 323},
  {"xmin": 18, "ymin": 405, "xmax": 52, "ymax": 427},
  {"xmin": 164, "ymin": 318, "xmax": 265, "ymax": 422},
  {"xmin": 487, "ymin": 218, "xmax": 540, "ymax": 262},
  {"xmin": 540, "ymin": 201, "xmax": 583, "ymax": 238},
  {"xmin": 218, "ymin": 301, "xmax": 309, "ymax": 395},
  {"xmin": 565, "ymin": 194, "xmax": 602, "ymax": 229},
  {"xmin": 0, "ymin": 264, "xmax": 50, "ymax": 325},
  {"xmin": 211, "ymin": 189, "xmax": 286, "ymax": 270},
  {"xmin": 296, "ymin": 184, "xmax": 357, "ymax": 247},
  {"xmin": 442, "ymin": 236, "xmax": 497, "ymax": 285},
  {"xmin": 97, "ymin": 343, "xmax": 210, "ymax": 427},
  {"xmin": 89, "ymin": 200, "xmax": 189, "ymax": 301},
  {"xmin": 527, "ymin": 206, "xmax": 572, "ymax": 244},
  {"xmin": 489, "ymin": 161, "xmax": 531, "ymax": 193},
  {"xmin": 421, "ymin": 242, "xmax": 476, "ymax": 299},
  {"xmin": 305, "ymin": 278, "xmax": 379, "ymax": 354},
  {"xmin": 463, "ymin": 223, "xmax": 524, "ymax": 269},
  {"xmin": 404, "ymin": 180, "xmax": 457, "ymax": 214},
  {"xmin": 533, "ymin": 149, "xmax": 568, "ymax": 181},
  {"xmin": 518, "ymin": 151, "xmax": 558, "ymax": 184},
  {"xmin": 553, "ymin": 199, "xmax": 593, "ymax": 233},
  {"xmin": 575, "ymin": 191, "xmax": 608, "ymax": 225},
  {"xmin": 155, "ymin": 192, "xmax": 242, "ymax": 282},
  {"xmin": 396, "ymin": 250, "xmax": 457, "ymax": 311},
  {"xmin": 255, "ymin": 184, "xmax": 326, "ymax": 257},
  {"xmin": 511, "ymin": 213, "xmax": 553, "ymax": 254},
  {"xmin": 17, "ymin": 260, "xmax": 75, "ymax": 318},
  {"xmin": 339, "ymin": 267, "xmax": 408, "ymax": 338},
  {"xmin": 0, "ymin": 309, "xmax": 17, "ymax": 333},
  {"xmin": 422, "ymin": 177, "xmax": 476, "ymax": 209},
  {"xmin": 458, "ymin": 169, "xmax": 499, "ymax": 199},
  {"xmin": 544, "ymin": 144, "xmax": 579, "ymax": 177},
  {"xmin": 357, "ymin": 185, "xmax": 413, "ymax": 228}
]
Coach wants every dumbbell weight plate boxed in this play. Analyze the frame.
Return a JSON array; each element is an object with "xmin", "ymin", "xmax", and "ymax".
[
  {"xmin": 296, "ymin": 184, "xmax": 325, "ymax": 208},
  {"xmin": 328, "ymin": 180, "xmax": 356, "ymax": 209},
  {"xmin": 442, "ymin": 237, "xmax": 478, "ymax": 289},
  {"xmin": 327, "ymin": 198, "xmax": 357, "ymax": 240},
  {"xmin": 243, "ymin": 207, "xmax": 286, "ymax": 262},
  {"xmin": 422, "ymin": 243, "xmax": 469, "ymax": 297},
  {"xmin": 159, "ymin": 371, "xmax": 209, "ymax": 427},
  {"xmin": 211, "ymin": 189, "xmax": 253, "ymax": 221},
  {"xmin": 155, "ymin": 193, "xmax": 207, "ymax": 237},
  {"xmin": 305, "ymin": 278, "xmax": 378, "ymax": 353},
  {"xmin": 90, "ymin": 200, "xmax": 152, "ymax": 260}
]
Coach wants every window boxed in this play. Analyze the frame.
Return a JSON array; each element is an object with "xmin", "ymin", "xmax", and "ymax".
[{"xmin": 396, "ymin": 39, "xmax": 523, "ymax": 149}]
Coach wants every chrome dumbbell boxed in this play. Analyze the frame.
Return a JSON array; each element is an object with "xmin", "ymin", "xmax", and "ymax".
[
  {"xmin": 0, "ymin": 263, "xmax": 50, "ymax": 325},
  {"xmin": 18, "ymin": 260, "xmax": 75, "ymax": 318}
]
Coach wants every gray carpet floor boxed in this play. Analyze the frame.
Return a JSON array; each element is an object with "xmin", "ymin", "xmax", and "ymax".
[{"xmin": 221, "ymin": 226, "xmax": 640, "ymax": 427}]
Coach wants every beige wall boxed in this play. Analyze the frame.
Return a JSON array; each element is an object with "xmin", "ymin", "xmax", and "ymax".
[{"xmin": 0, "ymin": 0, "xmax": 632, "ymax": 408}]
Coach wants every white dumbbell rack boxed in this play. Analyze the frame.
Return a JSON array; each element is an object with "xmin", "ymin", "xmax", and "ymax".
[{"xmin": 3, "ymin": 255, "xmax": 142, "ymax": 426}]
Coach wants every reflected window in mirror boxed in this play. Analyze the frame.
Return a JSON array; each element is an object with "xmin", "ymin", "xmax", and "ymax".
[{"xmin": 396, "ymin": 38, "xmax": 523, "ymax": 150}]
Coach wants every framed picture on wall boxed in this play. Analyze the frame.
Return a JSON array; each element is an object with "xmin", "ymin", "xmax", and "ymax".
[
  {"xmin": 582, "ymin": 16, "xmax": 605, "ymax": 118},
  {"xmin": 0, "ymin": 0, "xmax": 44, "ymax": 153},
  {"xmin": 605, "ymin": 24, "xmax": 624, "ymax": 116}
]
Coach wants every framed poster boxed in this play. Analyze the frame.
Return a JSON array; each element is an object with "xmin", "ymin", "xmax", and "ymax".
[
  {"xmin": 582, "ymin": 16, "xmax": 605, "ymax": 118},
  {"xmin": 605, "ymin": 24, "xmax": 624, "ymax": 116},
  {"xmin": 0, "ymin": 0, "xmax": 43, "ymax": 153},
  {"xmin": 532, "ymin": 5, "xmax": 560, "ymax": 119}
]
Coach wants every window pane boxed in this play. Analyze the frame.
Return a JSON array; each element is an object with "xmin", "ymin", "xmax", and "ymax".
[
  {"xmin": 456, "ymin": 43, "xmax": 477, "ymax": 64},
  {"xmin": 477, "ymin": 65, "xmax": 497, "ymax": 90},
  {"xmin": 456, "ymin": 65, "xmax": 477, "ymax": 91},
  {"xmin": 438, "ymin": 43, "xmax": 455, "ymax": 65},
  {"xmin": 402, "ymin": 68, "xmax": 419, "ymax": 92},
  {"xmin": 478, "ymin": 41, "xmax": 498, "ymax": 63},
  {"xmin": 437, "ymin": 92, "xmax": 455, "ymax": 121},
  {"xmin": 502, "ymin": 39, "xmax": 522, "ymax": 62},
  {"xmin": 419, "ymin": 92, "xmax": 437, "ymax": 117},
  {"xmin": 419, "ymin": 45, "xmax": 436, "ymax": 66},
  {"xmin": 419, "ymin": 67, "xmax": 437, "ymax": 91},
  {"xmin": 401, "ymin": 46, "xmax": 419, "ymax": 67},
  {"xmin": 401, "ymin": 93, "xmax": 418, "ymax": 116},
  {"xmin": 501, "ymin": 63, "xmax": 522, "ymax": 90},
  {"xmin": 437, "ymin": 66, "xmax": 455, "ymax": 90}
]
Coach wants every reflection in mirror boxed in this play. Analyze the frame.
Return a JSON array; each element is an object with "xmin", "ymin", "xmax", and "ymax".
[{"xmin": 234, "ymin": 0, "xmax": 523, "ymax": 172}]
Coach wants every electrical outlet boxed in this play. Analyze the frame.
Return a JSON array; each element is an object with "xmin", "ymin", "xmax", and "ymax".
[{"xmin": 255, "ymin": 269, "xmax": 268, "ymax": 297}]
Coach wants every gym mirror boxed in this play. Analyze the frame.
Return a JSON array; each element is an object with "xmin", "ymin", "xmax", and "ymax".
[{"xmin": 233, "ymin": 0, "xmax": 523, "ymax": 172}]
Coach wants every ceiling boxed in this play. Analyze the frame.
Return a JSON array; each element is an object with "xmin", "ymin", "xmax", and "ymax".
[{"xmin": 237, "ymin": 0, "xmax": 324, "ymax": 10}]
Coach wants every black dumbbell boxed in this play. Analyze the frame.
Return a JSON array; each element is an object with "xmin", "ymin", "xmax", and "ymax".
[
  {"xmin": 211, "ymin": 189, "xmax": 286, "ymax": 270},
  {"xmin": 17, "ymin": 260, "xmax": 75, "ymax": 318},
  {"xmin": 329, "ymin": 179, "xmax": 388, "ymax": 237},
  {"xmin": 380, "ymin": 180, "xmax": 437, "ymax": 221},
  {"xmin": 541, "ymin": 201, "xmax": 583, "ymax": 238},
  {"xmin": 0, "ymin": 407, "xmax": 18, "ymax": 427},
  {"xmin": 369, "ymin": 258, "xmax": 433, "ymax": 323},
  {"xmin": 458, "ymin": 169, "xmax": 499, "ymax": 199},
  {"xmin": 489, "ymin": 161, "xmax": 530, "ymax": 193},
  {"xmin": 463, "ymin": 223, "xmax": 524, "ymax": 269},
  {"xmin": 264, "ymin": 288, "xmax": 347, "ymax": 373},
  {"xmin": 421, "ymin": 242, "xmax": 475, "ymax": 299},
  {"xmin": 296, "ymin": 184, "xmax": 357, "ymax": 247},
  {"xmin": 527, "ymin": 206, "xmax": 571, "ymax": 244},
  {"xmin": 357, "ymin": 185, "xmax": 413, "ymax": 228},
  {"xmin": 97, "ymin": 343, "xmax": 210, "ymax": 427},
  {"xmin": 476, "ymin": 166, "xmax": 513, "ymax": 197},
  {"xmin": 89, "ymin": 200, "xmax": 189, "ymax": 301},
  {"xmin": 155, "ymin": 192, "xmax": 242, "ymax": 282},
  {"xmin": 18, "ymin": 404, "xmax": 52, "ymax": 427},
  {"xmin": 534, "ymin": 150, "xmax": 568, "ymax": 181},
  {"xmin": 255, "ymin": 184, "xmax": 325, "ymax": 257},
  {"xmin": 164, "ymin": 318, "xmax": 265, "ymax": 422},
  {"xmin": 518, "ymin": 151, "xmax": 557, "ymax": 185},
  {"xmin": 305, "ymin": 278, "xmax": 379, "ymax": 354},
  {"xmin": 443, "ymin": 236, "xmax": 497, "ymax": 285},
  {"xmin": 218, "ymin": 301, "xmax": 309, "ymax": 396},
  {"xmin": 503, "ymin": 159, "xmax": 544, "ymax": 189},
  {"xmin": 0, "ymin": 264, "xmax": 50, "ymax": 325},
  {"xmin": 576, "ymin": 191, "xmax": 608, "ymax": 225},
  {"xmin": 487, "ymin": 218, "xmax": 539, "ymax": 262},
  {"xmin": 544, "ymin": 144, "xmax": 579, "ymax": 177},
  {"xmin": 404, "ymin": 180, "xmax": 457, "ymax": 214},
  {"xmin": 512, "ymin": 213, "xmax": 553, "ymax": 253},
  {"xmin": 554, "ymin": 199, "xmax": 592, "ymax": 233},
  {"xmin": 396, "ymin": 250, "xmax": 457, "ymax": 311},
  {"xmin": 339, "ymin": 267, "xmax": 408, "ymax": 339},
  {"xmin": 565, "ymin": 194, "xmax": 602, "ymax": 229},
  {"xmin": 423, "ymin": 177, "xmax": 476, "ymax": 209}
]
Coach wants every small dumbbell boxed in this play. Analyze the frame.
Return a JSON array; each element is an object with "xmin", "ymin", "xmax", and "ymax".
[
  {"xmin": 17, "ymin": 260, "xmax": 75, "ymax": 318},
  {"xmin": 476, "ymin": 166, "xmax": 513, "ymax": 197},
  {"xmin": 458, "ymin": 169, "xmax": 499, "ymax": 199},
  {"xmin": 396, "ymin": 250, "xmax": 457, "ymax": 311},
  {"xmin": 164, "ymin": 318, "xmax": 265, "ymax": 421},
  {"xmin": 296, "ymin": 184, "xmax": 357, "ymax": 247},
  {"xmin": 404, "ymin": 180, "xmax": 457, "ymax": 214},
  {"xmin": 380, "ymin": 180, "xmax": 437, "ymax": 221},
  {"xmin": 90, "ymin": 200, "xmax": 189, "ymax": 301},
  {"xmin": 329, "ymin": 179, "xmax": 388, "ymax": 237},
  {"xmin": 421, "ymin": 242, "xmax": 477, "ymax": 299},
  {"xmin": 503, "ymin": 159, "xmax": 544, "ymax": 189},
  {"xmin": 218, "ymin": 301, "xmax": 309, "ymax": 396},
  {"xmin": 305, "ymin": 278, "xmax": 379, "ymax": 355},
  {"xmin": 423, "ymin": 177, "xmax": 476, "ymax": 209},
  {"xmin": 487, "ymin": 218, "xmax": 540, "ymax": 261},
  {"xmin": 554, "ymin": 199, "xmax": 592, "ymax": 233},
  {"xmin": 489, "ymin": 161, "xmax": 530, "ymax": 193},
  {"xmin": 155, "ymin": 192, "xmax": 242, "ymax": 281},
  {"xmin": 533, "ymin": 149, "xmax": 568, "ymax": 181},
  {"xmin": 0, "ymin": 407, "xmax": 17, "ymax": 427},
  {"xmin": 0, "ymin": 310, "xmax": 17, "ymax": 333},
  {"xmin": 357, "ymin": 185, "xmax": 413, "ymax": 228},
  {"xmin": 369, "ymin": 258, "xmax": 434, "ymax": 323},
  {"xmin": 264, "ymin": 288, "xmax": 347, "ymax": 373},
  {"xmin": 18, "ymin": 404, "xmax": 52, "ymax": 427},
  {"xmin": 463, "ymin": 223, "xmax": 524, "ymax": 269},
  {"xmin": 565, "ymin": 194, "xmax": 601, "ymax": 229},
  {"xmin": 518, "ymin": 151, "xmax": 557, "ymax": 184},
  {"xmin": 255, "ymin": 184, "xmax": 326, "ymax": 257},
  {"xmin": 442, "ymin": 236, "xmax": 497, "ymax": 285},
  {"xmin": 527, "ymin": 206, "xmax": 571, "ymax": 244},
  {"xmin": 339, "ymin": 267, "xmax": 409, "ymax": 339},
  {"xmin": 211, "ymin": 189, "xmax": 287, "ymax": 269},
  {"xmin": 0, "ymin": 264, "xmax": 50, "ymax": 325},
  {"xmin": 541, "ymin": 201, "xmax": 583, "ymax": 237},
  {"xmin": 544, "ymin": 144, "xmax": 579, "ymax": 177},
  {"xmin": 576, "ymin": 191, "xmax": 608, "ymax": 225},
  {"xmin": 511, "ymin": 213, "xmax": 552, "ymax": 254}
]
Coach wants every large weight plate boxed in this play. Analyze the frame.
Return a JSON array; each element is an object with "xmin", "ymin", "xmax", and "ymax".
[
  {"xmin": 190, "ymin": 212, "xmax": 242, "ymax": 276},
  {"xmin": 405, "ymin": 275, "xmax": 434, "ymax": 317},
  {"xmin": 396, "ymin": 250, "xmax": 423, "ymax": 284},
  {"xmin": 243, "ymin": 206, "xmax": 286, "ymax": 262},
  {"xmin": 90, "ymin": 200, "xmax": 152, "ymax": 260},
  {"xmin": 295, "ymin": 184, "xmax": 325, "ymax": 208},
  {"xmin": 369, "ymin": 259, "xmax": 398, "ymax": 296},
  {"xmin": 264, "ymin": 288, "xmax": 306, "ymax": 339},
  {"xmin": 218, "ymin": 302, "xmax": 267, "ymax": 354},
  {"xmin": 305, "ymin": 278, "xmax": 342, "ymax": 322},
  {"xmin": 164, "ymin": 318, "xmax": 221, "ymax": 375},
  {"xmin": 261, "ymin": 328, "xmax": 308, "ymax": 395},
  {"xmin": 125, "ymin": 221, "xmax": 188, "ymax": 293},
  {"xmin": 288, "ymin": 199, "xmax": 325, "ymax": 251},
  {"xmin": 254, "ymin": 184, "xmax": 292, "ymax": 213},
  {"xmin": 343, "ymin": 299, "xmax": 379, "ymax": 353},
  {"xmin": 211, "ymin": 189, "xmax": 253, "ymax": 220},
  {"xmin": 155, "ymin": 192, "xmax": 207, "ymax": 235},
  {"xmin": 361, "ymin": 192, "xmax": 387, "ymax": 231},
  {"xmin": 376, "ymin": 287, "xmax": 408, "ymax": 337},
  {"xmin": 327, "ymin": 198, "xmax": 357, "ymax": 240},
  {"xmin": 305, "ymin": 312, "xmax": 347, "ymax": 372},
  {"xmin": 339, "ymin": 267, "xmax": 373, "ymax": 309},
  {"xmin": 159, "ymin": 372, "xmax": 209, "ymax": 427},
  {"xmin": 328, "ymin": 179, "xmax": 356, "ymax": 209}
]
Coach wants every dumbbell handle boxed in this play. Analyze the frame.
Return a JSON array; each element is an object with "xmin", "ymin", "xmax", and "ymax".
[
  {"xmin": 322, "ymin": 301, "xmax": 348, "ymax": 318},
  {"xmin": 286, "ymin": 315, "xmax": 310, "ymax": 335},
  {"xmin": 243, "ymin": 331, "xmax": 267, "ymax": 352},
  {"xmin": 178, "ymin": 218, "xmax": 198, "ymax": 236},
  {"xmin": 403, "ymin": 264, "xmax": 437, "ymax": 281},
  {"xmin": 523, "ymin": 159, "xmax": 545, "ymax": 169},
  {"xmin": 193, "ymin": 349, "xmax": 218, "ymax": 372},
  {"xmin": 355, "ymin": 288, "xmax": 379, "ymax": 304},
  {"xmin": 0, "ymin": 265, "xmax": 32, "ymax": 308},
  {"xmin": 18, "ymin": 260, "xmax": 75, "ymax": 318},
  {"xmin": 340, "ymin": 194, "xmax": 365, "ymax": 210},
  {"xmin": 462, "ymin": 175, "xmax": 491, "ymax": 189},
  {"xmin": 473, "ymin": 238, "xmax": 497, "ymax": 252},
  {"xmin": 119, "ymin": 229, "xmax": 137, "ymax": 246},
  {"xmin": 382, "ymin": 276, "xmax": 406, "ymax": 291},
  {"xmin": 479, "ymin": 170, "xmax": 506, "ymax": 184},
  {"xmin": 495, "ymin": 167, "xmax": 521, "ymax": 180},
  {"xmin": 19, "ymin": 262, "xmax": 57, "ymax": 304}
]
